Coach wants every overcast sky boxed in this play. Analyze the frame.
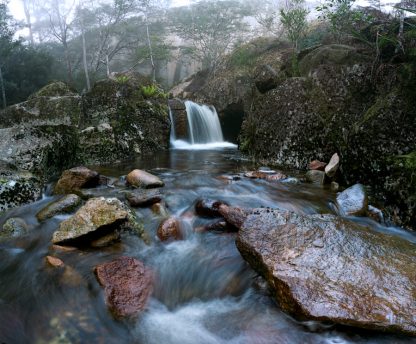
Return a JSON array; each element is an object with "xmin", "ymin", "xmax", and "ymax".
[{"xmin": 7, "ymin": 0, "xmax": 401, "ymax": 21}]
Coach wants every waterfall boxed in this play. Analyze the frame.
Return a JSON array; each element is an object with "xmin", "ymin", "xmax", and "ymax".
[{"xmin": 170, "ymin": 100, "xmax": 236, "ymax": 149}]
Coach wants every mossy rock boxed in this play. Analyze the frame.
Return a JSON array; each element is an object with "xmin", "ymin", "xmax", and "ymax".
[{"xmin": 29, "ymin": 81, "xmax": 77, "ymax": 99}]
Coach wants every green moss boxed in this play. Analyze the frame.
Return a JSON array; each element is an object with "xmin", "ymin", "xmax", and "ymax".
[{"xmin": 361, "ymin": 97, "xmax": 389, "ymax": 123}]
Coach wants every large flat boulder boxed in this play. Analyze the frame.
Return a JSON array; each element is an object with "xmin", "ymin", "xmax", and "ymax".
[
  {"xmin": 221, "ymin": 206, "xmax": 416, "ymax": 335},
  {"xmin": 94, "ymin": 257, "xmax": 153, "ymax": 319},
  {"xmin": 52, "ymin": 197, "xmax": 129, "ymax": 245}
]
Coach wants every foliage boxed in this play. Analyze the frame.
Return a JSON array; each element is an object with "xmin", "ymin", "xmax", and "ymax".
[
  {"xmin": 115, "ymin": 75, "xmax": 130, "ymax": 84},
  {"xmin": 316, "ymin": 0, "xmax": 366, "ymax": 43},
  {"xmin": 171, "ymin": 0, "xmax": 251, "ymax": 68},
  {"xmin": 229, "ymin": 45, "xmax": 258, "ymax": 68},
  {"xmin": 140, "ymin": 84, "xmax": 166, "ymax": 98},
  {"xmin": 280, "ymin": 0, "xmax": 309, "ymax": 51}
]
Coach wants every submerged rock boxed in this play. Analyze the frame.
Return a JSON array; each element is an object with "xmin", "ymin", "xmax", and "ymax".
[
  {"xmin": 224, "ymin": 206, "xmax": 416, "ymax": 335},
  {"xmin": 36, "ymin": 194, "xmax": 81, "ymax": 221},
  {"xmin": 126, "ymin": 169, "xmax": 164, "ymax": 189},
  {"xmin": 325, "ymin": 153, "xmax": 340, "ymax": 178},
  {"xmin": 336, "ymin": 184, "xmax": 368, "ymax": 216},
  {"xmin": 305, "ymin": 170, "xmax": 326, "ymax": 185},
  {"xmin": 125, "ymin": 189, "xmax": 162, "ymax": 207},
  {"xmin": 94, "ymin": 257, "xmax": 153, "ymax": 319},
  {"xmin": 0, "ymin": 217, "xmax": 29, "ymax": 240},
  {"xmin": 244, "ymin": 171, "xmax": 287, "ymax": 181},
  {"xmin": 157, "ymin": 217, "xmax": 182, "ymax": 242},
  {"xmin": 54, "ymin": 167, "xmax": 100, "ymax": 195},
  {"xmin": 45, "ymin": 256, "xmax": 65, "ymax": 268},
  {"xmin": 51, "ymin": 197, "xmax": 129, "ymax": 245}
]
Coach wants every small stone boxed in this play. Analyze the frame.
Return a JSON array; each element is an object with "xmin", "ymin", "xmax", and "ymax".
[
  {"xmin": 50, "ymin": 244, "xmax": 78, "ymax": 252},
  {"xmin": 309, "ymin": 160, "xmax": 327, "ymax": 171},
  {"xmin": 36, "ymin": 194, "xmax": 81, "ymax": 222},
  {"xmin": 151, "ymin": 203, "xmax": 169, "ymax": 217},
  {"xmin": 157, "ymin": 217, "xmax": 182, "ymax": 242},
  {"xmin": 306, "ymin": 170, "xmax": 326, "ymax": 185},
  {"xmin": 336, "ymin": 184, "xmax": 368, "ymax": 217},
  {"xmin": 126, "ymin": 169, "xmax": 164, "ymax": 189},
  {"xmin": 46, "ymin": 255, "xmax": 65, "ymax": 268},
  {"xmin": 325, "ymin": 153, "xmax": 340, "ymax": 178}
]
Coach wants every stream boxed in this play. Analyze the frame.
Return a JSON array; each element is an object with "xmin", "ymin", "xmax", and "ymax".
[{"xmin": 0, "ymin": 148, "xmax": 415, "ymax": 344}]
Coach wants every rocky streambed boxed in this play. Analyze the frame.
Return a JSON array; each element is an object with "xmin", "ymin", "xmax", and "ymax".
[{"xmin": 0, "ymin": 148, "xmax": 415, "ymax": 343}]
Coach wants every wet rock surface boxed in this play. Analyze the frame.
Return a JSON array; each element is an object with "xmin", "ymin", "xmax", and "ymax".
[
  {"xmin": 195, "ymin": 199, "xmax": 228, "ymax": 218},
  {"xmin": 94, "ymin": 257, "xmax": 153, "ymax": 319},
  {"xmin": 36, "ymin": 194, "xmax": 82, "ymax": 221},
  {"xmin": 305, "ymin": 170, "xmax": 326, "ymax": 185},
  {"xmin": 0, "ymin": 217, "xmax": 29, "ymax": 240},
  {"xmin": 336, "ymin": 184, "xmax": 368, "ymax": 216},
  {"xmin": 225, "ymin": 206, "xmax": 416, "ymax": 335},
  {"xmin": 126, "ymin": 169, "xmax": 164, "ymax": 189},
  {"xmin": 157, "ymin": 217, "xmax": 182, "ymax": 242},
  {"xmin": 125, "ymin": 189, "xmax": 162, "ymax": 207},
  {"xmin": 54, "ymin": 167, "xmax": 100, "ymax": 195},
  {"xmin": 52, "ymin": 197, "xmax": 129, "ymax": 245}
]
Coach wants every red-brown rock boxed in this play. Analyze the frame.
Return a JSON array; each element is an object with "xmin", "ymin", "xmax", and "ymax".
[
  {"xmin": 309, "ymin": 160, "xmax": 327, "ymax": 171},
  {"xmin": 45, "ymin": 255, "xmax": 64, "ymax": 268},
  {"xmin": 157, "ymin": 217, "xmax": 182, "ymax": 241},
  {"xmin": 195, "ymin": 199, "xmax": 228, "ymax": 218},
  {"xmin": 126, "ymin": 169, "xmax": 164, "ymax": 189},
  {"xmin": 95, "ymin": 257, "xmax": 153, "ymax": 319}
]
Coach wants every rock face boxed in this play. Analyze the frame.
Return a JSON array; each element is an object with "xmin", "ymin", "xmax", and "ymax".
[
  {"xmin": 168, "ymin": 98, "xmax": 188, "ymax": 140},
  {"xmin": 222, "ymin": 206, "xmax": 416, "ymax": 335},
  {"xmin": 126, "ymin": 169, "xmax": 164, "ymax": 189},
  {"xmin": 94, "ymin": 257, "xmax": 153, "ymax": 318},
  {"xmin": 36, "ymin": 194, "xmax": 82, "ymax": 221},
  {"xmin": 0, "ymin": 169, "xmax": 43, "ymax": 212},
  {"xmin": 0, "ymin": 76, "xmax": 171, "ymax": 213},
  {"xmin": 336, "ymin": 184, "xmax": 368, "ymax": 216},
  {"xmin": 52, "ymin": 197, "xmax": 129, "ymax": 245},
  {"xmin": 54, "ymin": 167, "xmax": 100, "ymax": 195}
]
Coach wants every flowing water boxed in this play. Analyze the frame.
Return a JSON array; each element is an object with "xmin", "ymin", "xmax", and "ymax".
[
  {"xmin": 0, "ymin": 148, "xmax": 415, "ymax": 344},
  {"xmin": 170, "ymin": 101, "xmax": 237, "ymax": 150}
]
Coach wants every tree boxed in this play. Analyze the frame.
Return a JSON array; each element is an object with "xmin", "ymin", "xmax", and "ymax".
[
  {"xmin": 280, "ymin": 0, "xmax": 309, "ymax": 51},
  {"xmin": 171, "ymin": 0, "xmax": 250, "ymax": 68}
]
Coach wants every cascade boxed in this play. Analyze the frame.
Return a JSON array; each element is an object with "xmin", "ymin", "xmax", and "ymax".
[{"xmin": 170, "ymin": 100, "xmax": 236, "ymax": 149}]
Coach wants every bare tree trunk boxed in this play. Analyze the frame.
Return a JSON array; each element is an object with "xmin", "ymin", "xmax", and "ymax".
[
  {"xmin": 144, "ymin": 8, "xmax": 156, "ymax": 82},
  {"xmin": 23, "ymin": 0, "xmax": 34, "ymax": 45},
  {"xmin": 81, "ymin": 26, "xmax": 91, "ymax": 91},
  {"xmin": 0, "ymin": 64, "xmax": 6, "ymax": 109},
  {"xmin": 396, "ymin": 9, "xmax": 405, "ymax": 54},
  {"xmin": 63, "ymin": 41, "xmax": 74, "ymax": 85}
]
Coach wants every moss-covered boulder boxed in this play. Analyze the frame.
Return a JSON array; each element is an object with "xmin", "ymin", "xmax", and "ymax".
[
  {"xmin": 80, "ymin": 76, "xmax": 170, "ymax": 164},
  {"xmin": 0, "ymin": 217, "xmax": 29, "ymax": 240}
]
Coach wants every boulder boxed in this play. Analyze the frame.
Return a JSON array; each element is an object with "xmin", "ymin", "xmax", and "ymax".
[
  {"xmin": 157, "ymin": 217, "xmax": 182, "ymax": 242},
  {"xmin": 336, "ymin": 184, "xmax": 368, "ymax": 216},
  {"xmin": 225, "ymin": 206, "xmax": 416, "ymax": 335},
  {"xmin": 305, "ymin": 170, "xmax": 326, "ymax": 185},
  {"xmin": 0, "ymin": 217, "xmax": 29, "ymax": 240},
  {"xmin": 126, "ymin": 169, "xmax": 164, "ymax": 189},
  {"xmin": 254, "ymin": 64, "xmax": 280, "ymax": 94},
  {"xmin": 54, "ymin": 167, "xmax": 100, "ymax": 195},
  {"xmin": 51, "ymin": 197, "xmax": 129, "ymax": 245},
  {"xmin": 94, "ymin": 257, "xmax": 153, "ymax": 318},
  {"xmin": 195, "ymin": 199, "xmax": 228, "ymax": 218},
  {"xmin": 325, "ymin": 153, "xmax": 340, "ymax": 178},
  {"xmin": 125, "ymin": 189, "xmax": 162, "ymax": 207},
  {"xmin": 0, "ymin": 170, "xmax": 42, "ymax": 212},
  {"xmin": 36, "ymin": 194, "xmax": 82, "ymax": 222},
  {"xmin": 309, "ymin": 160, "xmax": 327, "ymax": 171}
]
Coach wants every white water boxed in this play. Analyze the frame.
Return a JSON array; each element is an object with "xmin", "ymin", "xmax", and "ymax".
[{"xmin": 170, "ymin": 100, "xmax": 237, "ymax": 150}]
